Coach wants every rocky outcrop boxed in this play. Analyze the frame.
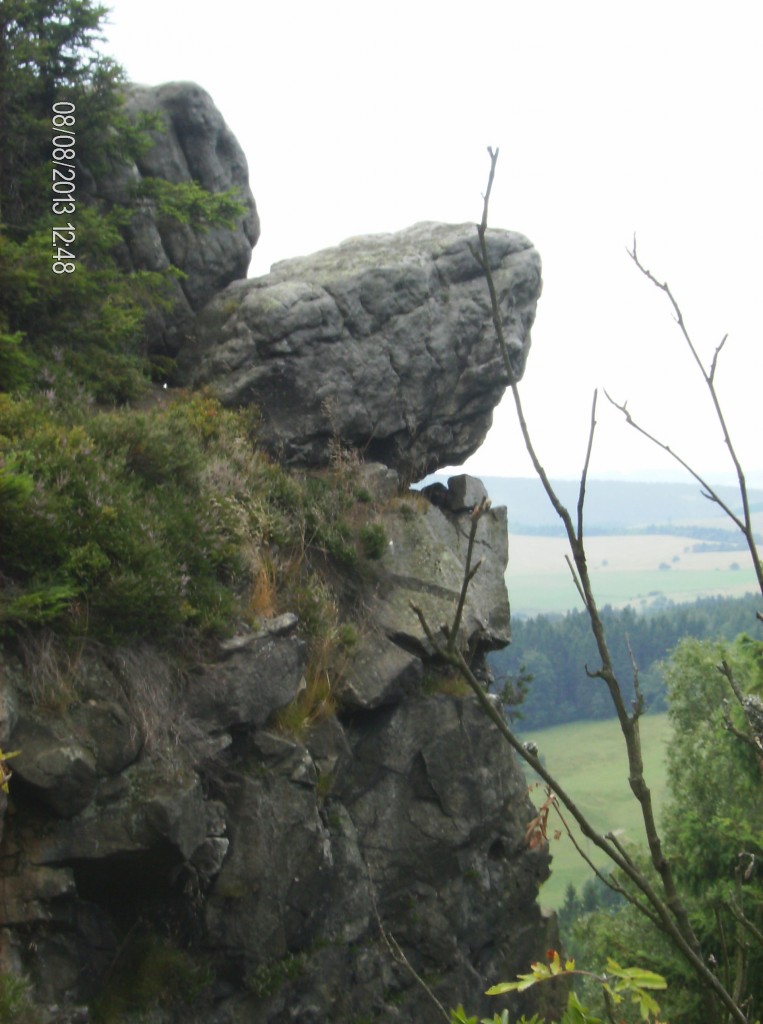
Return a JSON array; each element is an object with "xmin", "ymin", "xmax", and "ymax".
[
  {"xmin": 341, "ymin": 474, "xmax": 509, "ymax": 709},
  {"xmin": 0, "ymin": 473, "xmax": 558, "ymax": 1024},
  {"xmin": 85, "ymin": 82, "xmax": 260, "ymax": 351},
  {"xmin": 177, "ymin": 222, "xmax": 541, "ymax": 478}
]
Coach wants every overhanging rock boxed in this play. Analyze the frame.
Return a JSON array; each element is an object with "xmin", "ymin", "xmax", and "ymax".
[{"xmin": 178, "ymin": 221, "xmax": 541, "ymax": 478}]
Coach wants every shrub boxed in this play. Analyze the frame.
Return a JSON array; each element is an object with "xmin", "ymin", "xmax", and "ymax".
[{"xmin": 359, "ymin": 522, "xmax": 387, "ymax": 560}]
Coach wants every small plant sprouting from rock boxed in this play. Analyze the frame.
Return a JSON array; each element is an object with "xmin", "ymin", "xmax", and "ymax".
[
  {"xmin": 360, "ymin": 522, "xmax": 387, "ymax": 560},
  {"xmin": 0, "ymin": 747, "xmax": 20, "ymax": 793},
  {"xmin": 0, "ymin": 974, "xmax": 42, "ymax": 1024},
  {"xmin": 246, "ymin": 952, "xmax": 307, "ymax": 1000}
]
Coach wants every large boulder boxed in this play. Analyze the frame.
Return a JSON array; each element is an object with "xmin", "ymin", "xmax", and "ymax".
[
  {"xmin": 177, "ymin": 222, "xmax": 541, "ymax": 478},
  {"xmin": 86, "ymin": 82, "xmax": 259, "ymax": 351}
]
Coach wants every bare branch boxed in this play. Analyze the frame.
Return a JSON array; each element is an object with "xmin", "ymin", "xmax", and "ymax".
[
  {"xmin": 367, "ymin": 867, "xmax": 451, "ymax": 1023},
  {"xmin": 625, "ymin": 633, "xmax": 645, "ymax": 721},
  {"xmin": 448, "ymin": 498, "xmax": 489, "ymax": 654},
  {"xmin": 603, "ymin": 389, "xmax": 748, "ymax": 534},
  {"xmin": 616, "ymin": 245, "xmax": 763, "ymax": 604},
  {"xmin": 564, "ymin": 554, "xmax": 588, "ymax": 610},
  {"xmin": 472, "ymin": 152, "xmax": 750, "ymax": 1024},
  {"xmin": 709, "ymin": 334, "xmax": 728, "ymax": 385},
  {"xmin": 577, "ymin": 390, "xmax": 598, "ymax": 543},
  {"xmin": 552, "ymin": 800, "xmax": 662, "ymax": 929}
]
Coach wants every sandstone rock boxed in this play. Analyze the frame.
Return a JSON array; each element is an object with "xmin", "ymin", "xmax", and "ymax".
[
  {"xmin": 0, "ymin": 476, "xmax": 555, "ymax": 1024},
  {"xmin": 9, "ymin": 699, "xmax": 143, "ymax": 819},
  {"xmin": 187, "ymin": 634, "xmax": 306, "ymax": 731},
  {"xmin": 205, "ymin": 771, "xmax": 333, "ymax": 962},
  {"xmin": 339, "ymin": 475, "xmax": 508, "ymax": 711},
  {"xmin": 177, "ymin": 222, "xmax": 541, "ymax": 477},
  {"xmin": 381, "ymin": 476, "xmax": 509, "ymax": 649},
  {"xmin": 10, "ymin": 717, "xmax": 98, "ymax": 818},
  {"xmin": 339, "ymin": 637, "xmax": 423, "ymax": 710},
  {"xmin": 34, "ymin": 760, "xmax": 206, "ymax": 864},
  {"xmin": 88, "ymin": 82, "xmax": 259, "ymax": 352},
  {"xmin": 0, "ymin": 865, "xmax": 76, "ymax": 924}
]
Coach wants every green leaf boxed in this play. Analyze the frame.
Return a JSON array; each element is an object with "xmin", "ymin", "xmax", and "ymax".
[
  {"xmin": 561, "ymin": 991, "xmax": 602, "ymax": 1024},
  {"xmin": 606, "ymin": 962, "xmax": 667, "ymax": 991},
  {"xmin": 632, "ymin": 988, "xmax": 662, "ymax": 1020}
]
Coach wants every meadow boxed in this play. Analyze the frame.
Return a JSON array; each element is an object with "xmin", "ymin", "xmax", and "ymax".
[
  {"xmin": 506, "ymin": 533, "xmax": 758, "ymax": 616},
  {"xmin": 518, "ymin": 713, "xmax": 673, "ymax": 909}
]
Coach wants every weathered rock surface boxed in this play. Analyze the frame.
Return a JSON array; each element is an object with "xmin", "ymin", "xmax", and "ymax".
[
  {"xmin": 85, "ymin": 82, "xmax": 259, "ymax": 351},
  {"xmin": 177, "ymin": 222, "xmax": 541, "ymax": 477},
  {"xmin": 341, "ymin": 473, "xmax": 509, "ymax": 710},
  {"xmin": 0, "ymin": 474, "xmax": 559, "ymax": 1024}
]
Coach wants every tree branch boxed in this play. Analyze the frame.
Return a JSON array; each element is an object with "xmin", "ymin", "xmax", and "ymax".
[
  {"xmin": 470, "ymin": 150, "xmax": 750, "ymax": 1023},
  {"xmin": 610, "ymin": 241, "xmax": 763, "ymax": 605}
]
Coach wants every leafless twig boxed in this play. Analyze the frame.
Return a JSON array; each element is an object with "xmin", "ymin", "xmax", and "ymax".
[{"xmin": 605, "ymin": 239, "xmax": 763, "ymax": 606}]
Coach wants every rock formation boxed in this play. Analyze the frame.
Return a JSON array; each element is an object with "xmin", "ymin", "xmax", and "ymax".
[
  {"xmin": 0, "ymin": 80, "xmax": 557, "ymax": 1023},
  {"xmin": 83, "ymin": 82, "xmax": 260, "ymax": 351},
  {"xmin": 177, "ymin": 221, "xmax": 541, "ymax": 479},
  {"xmin": 0, "ymin": 474, "xmax": 557, "ymax": 1024}
]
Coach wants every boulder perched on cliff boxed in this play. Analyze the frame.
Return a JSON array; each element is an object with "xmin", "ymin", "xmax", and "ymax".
[
  {"xmin": 177, "ymin": 222, "xmax": 541, "ymax": 478},
  {"xmin": 86, "ymin": 82, "xmax": 259, "ymax": 351}
]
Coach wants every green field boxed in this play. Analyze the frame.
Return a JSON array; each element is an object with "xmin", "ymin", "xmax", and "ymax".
[
  {"xmin": 507, "ymin": 533, "xmax": 758, "ymax": 616},
  {"xmin": 518, "ymin": 713, "xmax": 673, "ymax": 909}
]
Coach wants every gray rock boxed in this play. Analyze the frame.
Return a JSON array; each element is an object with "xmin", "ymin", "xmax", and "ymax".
[
  {"xmin": 339, "ymin": 632, "xmax": 423, "ymax": 710},
  {"xmin": 340, "ymin": 476, "xmax": 508, "ymax": 709},
  {"xmin": 35, "ymin": 760, "xmax": 206, "ymax": 863},
  {"xmin": 380, "ymin": 490, "xmax": 509, "ymax": 652},
  {"xmin": 88, "ymin": 82, "xmax": 259, "ymax": 351},
  {"xmin": 9, "ymin": 698, "xmax": 143, "ymax": 818},
  {"xmin": 10, "ymin": 717, "xmax": 98, "ymax": 818},
  {"xmin": 443, "ymin": 472, "xmax": 489, "ymax": 513},
  {"xmin": 178, "ymin": 222, "xmax": 541, "ymax": 477},
  {"xmin": 190, "ymin": 836, "xmax": 229, "ymax": 878},
  {"xmin": 187, "ymin": 635, "xmax": 306, "ymax": 731},
  {"xmin": 205, "ymin": 772, "xmax": 333, "ymax": 961},
  {"xmin": 0, "ymin": 865, "xmax": 76, "ymax": 924}
]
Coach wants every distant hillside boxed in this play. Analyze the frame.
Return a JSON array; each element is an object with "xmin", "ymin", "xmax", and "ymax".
[{"xmin": 473, "ymin": 477, "xmax": 763, "ymax": 537}]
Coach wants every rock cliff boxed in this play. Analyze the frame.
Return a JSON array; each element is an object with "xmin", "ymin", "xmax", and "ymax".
[
  {"xmin": 0, "ymin": 82, "xmax": 556, "ymax": 1024},
  {"xmin": 177, "ymin": 221, "xmax": 541, "ymax": 479},
  {"xmin": 1, "ymin": 474, "xmax": 555, "ymax": 1024}
]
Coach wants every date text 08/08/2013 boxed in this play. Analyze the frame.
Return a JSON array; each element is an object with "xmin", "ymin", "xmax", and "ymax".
[{"xmin": 51, "ymin": 101, "xmax": 77, "ymax": 275}]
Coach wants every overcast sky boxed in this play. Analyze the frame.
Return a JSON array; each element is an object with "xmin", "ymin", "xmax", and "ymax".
[{"xmin": 102, "ymin": 1, "xmax": 763, "ymax": 485}]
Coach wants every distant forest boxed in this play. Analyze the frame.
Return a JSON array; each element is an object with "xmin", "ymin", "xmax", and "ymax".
[{"xmin": 489, "ymin": 593, "xmax": 761, "ymax": 730}]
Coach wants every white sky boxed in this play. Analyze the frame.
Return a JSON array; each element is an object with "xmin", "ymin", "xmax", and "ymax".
[{"xmin": 102, "ymin": 0, "xmax": 763, "ymax": 485}]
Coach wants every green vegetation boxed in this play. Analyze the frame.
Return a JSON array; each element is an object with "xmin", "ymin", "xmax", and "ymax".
[
  {"xmin": 518, "ymin": 713, "xmax": 673, "ymax": 908},
  {"xmin": 0, "ymin": 387, "xmax": 390, "ymax": 732},
  {"xmin": 91, "ymin": 933, "xmax": 213, "ymax": 1023},
  {"xmin": 359, "ymin": 521, "xmax": 388, "ymax": 559},
  {"xmin": 558, "ymin": 635, "xmax": 763, "ymax": 1023},
  {"xmin": 0, "ymin": 0, "xmax": 389, "ymax": 738},
  {"xmin": 246, "ymin": 952, "xmax": 307, "ymax": 999},
  {"xmin": 0, "ymin": 974, "xmax": 41, "ymax": 1024},
  {"xmin": 0, "ymin": 0, "xmax": 244, "ymax": 400},
  {"xmin": 491, "ymin": 593, "xmax": 760, "ymax": 729}
]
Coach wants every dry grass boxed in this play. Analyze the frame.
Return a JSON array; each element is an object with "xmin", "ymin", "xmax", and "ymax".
[
  {"xmin": 248, "ymin": 557, "xmax": 278, "ymax": 621},
  {"xmin": 16, "ymin": 630, "xmax": 85, "ymax": 709}
]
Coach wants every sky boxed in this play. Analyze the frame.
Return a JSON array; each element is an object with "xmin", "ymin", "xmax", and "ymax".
[{"xmin": 100, "ymin": 0, "xmax": 763, "ymax": 485}]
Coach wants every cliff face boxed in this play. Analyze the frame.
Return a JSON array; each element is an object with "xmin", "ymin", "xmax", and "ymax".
[
  {"xmin": 0, "ymin": 475, "xmax": 554, "ymax": 1024},
  {"xmin": 0, "ymin": 83, "xmax": 556, "ymax": 1024}
]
